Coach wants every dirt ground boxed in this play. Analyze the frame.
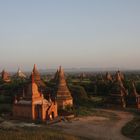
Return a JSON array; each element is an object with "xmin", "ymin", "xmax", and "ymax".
[
  {"xmin": 52, "ymin": 109, "xmax": 134, "ymax": 140},
  {"xmin": 0, "ymin": 109, "xmax": 134, "ymax": 140}
]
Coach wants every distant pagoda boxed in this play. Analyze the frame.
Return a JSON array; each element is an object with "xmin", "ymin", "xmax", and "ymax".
[
  {"xmin": 16, "ymin": 68, "xmax": 26, "ymax": 79},
  {"xmin": 1, "ymin": 69, "xmax": 11, "ymax": 82},
  {"xmin": 56, "ymin": 66, "xmax": 73, "ymax": 109}
]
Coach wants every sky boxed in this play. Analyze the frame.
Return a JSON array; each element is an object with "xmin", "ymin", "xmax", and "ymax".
[{"xmin": 0, "ymin": 0, "xmax": 140, "ymax": 71}]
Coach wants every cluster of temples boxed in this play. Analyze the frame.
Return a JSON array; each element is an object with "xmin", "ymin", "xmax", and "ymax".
[
  {"xmin": 0, "ymin": 65, "xmax": 73, "ymax": 122},
  {"xmin": 0, "ymin": 66, "xmax": 140, "ymax": 121},
  {"xmin": 105, "ymin": 71, "xmax": 140, "ymax": 109}
]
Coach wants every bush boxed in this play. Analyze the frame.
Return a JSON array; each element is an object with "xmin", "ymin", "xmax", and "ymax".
[
  {"xmin": 0, "ymin": 95, "xmax": 12, "ymax": 104},
  {"xmin": 0, "ymin": 104, "xmax": 12, "ymax": 114}
]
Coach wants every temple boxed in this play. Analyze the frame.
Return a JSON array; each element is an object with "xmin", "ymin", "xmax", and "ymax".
[
  {"xmin": 13, "ymin": 72, "xmax": 58, "ymax": 121},
  {"xmin": 1, "ymin": 69, "xmax": 11, "ymax": 82},
  {"xmin": 107, "ymin": 71, "xmax": 127, "ymax": 108},
  {"xmin": 56, "ymin": 66, "xmax": 73, "ymax": 109}
]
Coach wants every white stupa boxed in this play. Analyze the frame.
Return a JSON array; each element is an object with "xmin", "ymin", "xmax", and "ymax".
[{"xmin": 16, "ymin": 68, "xmax": 26, "ymax": 78}]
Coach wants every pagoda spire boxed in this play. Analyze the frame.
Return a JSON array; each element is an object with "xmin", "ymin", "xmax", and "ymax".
[
  {"xmin": 31, "ymin": 64, "xmax": 46, "ymax": 88},
  {"xmin": 33, "ymin": 64, "xmax": 39, "ymax": 73},
  {"xmin": 57, "ymin": 66, "xmax": 68, "ymax": 86},
  {"xmin": 56, "ymin": 66, "xmax": 73, "ymax": 109},
  {"xmin": 32, "ymin": 64, "xmax": 40, "ymax": 80}
]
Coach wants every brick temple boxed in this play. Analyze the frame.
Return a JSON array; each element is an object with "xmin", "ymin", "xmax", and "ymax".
[
  {"xmin": 56, "ymin": 66, "xmax": 73, "ymax": 109},
  {"xmin": 13, "ymin": 72, "xmax": 58, "ymax": 121}
]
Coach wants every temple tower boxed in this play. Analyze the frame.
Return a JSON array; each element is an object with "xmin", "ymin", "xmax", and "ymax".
[
  {"xmin": 32, "ymin": 64, "xmax": 46, "ymax": 88},
  {"xmin": 1, "ymin": 69, "xmax": 11, "ymax": 82},
  {"xmin": 56, "ymin": 66, "xmax": 73, "ymax": 109}
]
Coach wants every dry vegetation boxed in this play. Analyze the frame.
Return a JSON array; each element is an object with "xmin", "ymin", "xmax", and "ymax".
[{"xmin": 0, "ymin": 126, "xmax": 89, "ymax": 140}]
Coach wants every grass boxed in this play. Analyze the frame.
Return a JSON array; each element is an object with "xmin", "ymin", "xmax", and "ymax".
[
  {"xmin": 0, "ymin": 126, "xmax": 90, "ymax": 140},
  {"xmin": 122, "ymin": 109, "xmax": 140, "ymax": 140}
]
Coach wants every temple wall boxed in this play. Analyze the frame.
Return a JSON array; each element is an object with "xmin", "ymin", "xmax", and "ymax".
[
  {"xmin": 13, "ymin": 104, "xmax": 32, "ymax": 119},
  {"xmin": 42, "ymin": 102, "xmax": 58, "ymax": 121}
]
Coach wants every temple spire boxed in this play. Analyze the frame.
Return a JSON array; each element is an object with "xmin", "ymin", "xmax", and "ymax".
[
  {"xmin": 56, "ymin": 66, "xmax": 73, "ymax": 109},
  {"xmin": 33, "ymin": 64, "xmax": 37, "ymax": 72},
  {"xmin": 31, "ymin": 64, "xmax": 46, "ymax": 88}
]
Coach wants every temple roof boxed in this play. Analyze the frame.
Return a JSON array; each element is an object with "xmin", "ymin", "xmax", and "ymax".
[
  {"xmin": 31, "ymin": 64, "xmax": 46, "ymax": 88},
  {"xmin": 56, "ymin": 66, "xmax": 72, "ymax": 99}
]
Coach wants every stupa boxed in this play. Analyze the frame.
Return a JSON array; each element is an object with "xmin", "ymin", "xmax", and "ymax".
[
  {"xmin": 16, "ymin": 68, "xmax": 26, "ymax": 79},
  {"xmin": 56, "ymin": 66, "xmax": 73, "ymax": 109},
  {"xmin": 1, "ymin": 69, "xmax": 11, "ymax": 82}
]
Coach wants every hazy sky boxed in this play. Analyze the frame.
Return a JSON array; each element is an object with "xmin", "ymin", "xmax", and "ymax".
[{"xmin": 0, "ymin": 0, "xmax": 140, "ymax": 71}]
